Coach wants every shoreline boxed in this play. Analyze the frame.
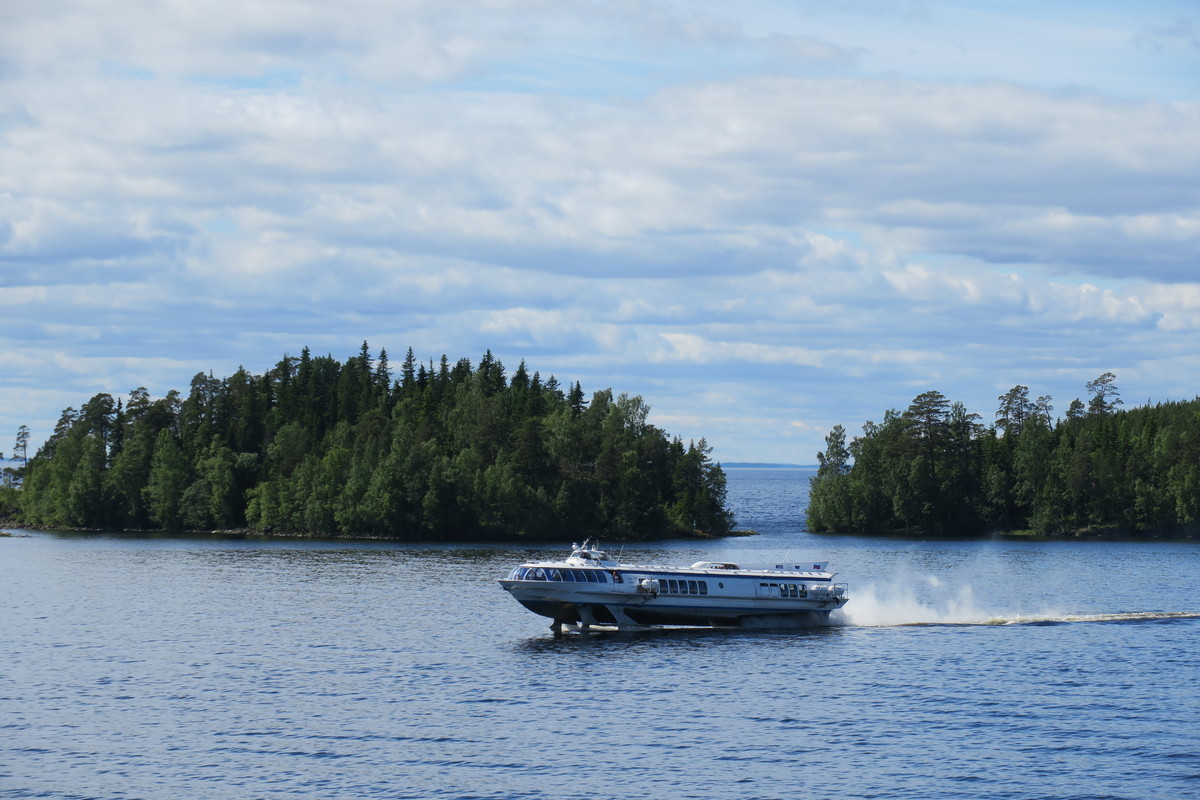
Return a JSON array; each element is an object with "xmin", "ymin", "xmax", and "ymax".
[
  {"xmin": 5, "ymin": 521, "xmax": 1195, "ymax": 543},
  {"xmin": 0, "ymin": 522, "xmax": 760, "ymax": 544}
]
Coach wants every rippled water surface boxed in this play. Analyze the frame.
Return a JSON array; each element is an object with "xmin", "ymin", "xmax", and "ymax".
[{"xmin": 3, "ymin": 469, "xmax": 1198, "ymax": 799}]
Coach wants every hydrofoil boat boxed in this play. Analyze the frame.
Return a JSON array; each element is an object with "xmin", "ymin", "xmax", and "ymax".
[{"xmin": 499, "ymin": 541, "xmax": 848, "ymax": 632}]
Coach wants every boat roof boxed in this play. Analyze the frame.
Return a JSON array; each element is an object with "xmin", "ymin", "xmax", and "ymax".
[{"xmin": 523, "ymin": 545, "xmax": 834, "ymax": 577}]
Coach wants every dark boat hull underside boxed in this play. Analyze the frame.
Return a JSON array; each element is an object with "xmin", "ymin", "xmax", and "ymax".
[{"xmin": 515, "ymin": 599, "xmax": 833, "ymax": 628}]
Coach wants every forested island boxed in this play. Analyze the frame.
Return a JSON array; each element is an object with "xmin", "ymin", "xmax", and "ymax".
[
  {"xmin": 807, "ymin": 374, "xmax": 1200, "ymax": 538},
  {"xmin": 10, "ymin": 344, "xmax": 735, "ymax": 541}
]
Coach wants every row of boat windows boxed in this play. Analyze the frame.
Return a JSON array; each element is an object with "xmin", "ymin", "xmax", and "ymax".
[
  {"xmin": 657, "ymin": 579, "xmax": 708, "ymax": 596},
  {"xmin": 761, "ymin": 582, "xmax": 809, "ymax": 598},
  {"xmin": 510, "ymin": 567, "xmax": 611, "ymax": 583}
]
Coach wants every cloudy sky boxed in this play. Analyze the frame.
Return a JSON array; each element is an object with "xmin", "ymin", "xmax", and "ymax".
[{"xmin": 2, "ymin": 0, "xmax": 1198, "ymax": 463}]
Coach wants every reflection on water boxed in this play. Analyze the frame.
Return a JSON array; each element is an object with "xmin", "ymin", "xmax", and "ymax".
[{"xmin": 511, "ymin": 621, "xmax": 846, "ymax": 655}]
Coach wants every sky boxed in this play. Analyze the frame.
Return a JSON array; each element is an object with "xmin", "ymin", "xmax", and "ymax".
[{"xmin": 1, "ymin": 0, "xmax": 1198, "ymax": 464}]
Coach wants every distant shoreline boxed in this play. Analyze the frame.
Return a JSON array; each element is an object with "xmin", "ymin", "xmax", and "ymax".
[
  {"xmin": 722, "ymin": 462, "xmax": 816, "ymax": 469},
  {"xmin": 0, "ymin": 523, "xmax": 757, "ymax": 543}
]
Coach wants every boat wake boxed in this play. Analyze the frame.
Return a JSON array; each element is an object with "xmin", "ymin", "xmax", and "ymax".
[
  {"xmin": 829, "ymin": 581, "xmax": 1200, "ymax": 628},
  {"xmin": 881, "ymin": 610, "xmax": 1200, "ymax": 627}
]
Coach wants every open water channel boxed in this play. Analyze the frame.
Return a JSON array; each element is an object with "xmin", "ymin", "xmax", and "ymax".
[{"xmin": 2, "ymin": 468, "xmax": 1198, "ymax": 799}]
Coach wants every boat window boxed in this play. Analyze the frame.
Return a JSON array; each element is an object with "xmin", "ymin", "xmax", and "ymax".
[
  {"xmin": 687, "ymin": 580, "xmax": 698, "ymax": 594},
  {"xmin": 562, "ymin": 569, "xmax": 575, "ymax": 582},
  {"xmin": 548, "ymin": 569, "xmax": 561, "ymax": 581},
  {"xmin": 771, "ymin": 583, "xmax": 781, "ymax": 598},
  {"xmin": 531, "ymin": 568, "xmax": 546, "ymax": 580},
  {"xmin": 597, "ymin": 571, "xmax": 609, "ymax": 583},
  {"xmin": 699, "ymin": 581, "xmax": 708, "ymax": 595},
  {"xmin": 668, "ymin": 579, "xmax": 678, "ymax": 593}
]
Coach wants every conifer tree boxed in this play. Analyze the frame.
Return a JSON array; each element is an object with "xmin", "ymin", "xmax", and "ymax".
[{"xmin": 146, "ymin": 429, "xmax": 188, "ymax": 529}]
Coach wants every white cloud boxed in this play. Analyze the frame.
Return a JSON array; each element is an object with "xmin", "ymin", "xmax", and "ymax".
[
  {"xmin": 8, "ymin": 66, "xmax": 1197, "ymax": 284},
  {"xmin": 654, "ymin": 332, "xmax": 826, "ymax": 368},
  {"xmin": 2, "ymin": 0, "xmax": 1199, "ymax": 463}
]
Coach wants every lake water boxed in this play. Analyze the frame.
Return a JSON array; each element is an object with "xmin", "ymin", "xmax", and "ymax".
[{"xmin": 2, "ymin": 468, "xmax": 1198, "ymax": 800}]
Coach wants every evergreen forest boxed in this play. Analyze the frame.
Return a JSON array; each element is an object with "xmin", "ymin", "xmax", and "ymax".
[
  {"xmin": 807, "ymin": 374, "xmax": 1200, "ymax": 537},
  {"xmin": 14, "ymin": 344, "xmax": 735, "ymax": 541}
]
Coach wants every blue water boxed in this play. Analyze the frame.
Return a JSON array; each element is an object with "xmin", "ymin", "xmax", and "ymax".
[{"xmin": 2, "ymin": 468, "xmax": 1198, "ymax": 800}]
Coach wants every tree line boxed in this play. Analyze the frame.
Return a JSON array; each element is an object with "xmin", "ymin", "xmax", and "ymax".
[
  {"xmin": 14, "ymin": 344, "xmax": 735, "ymax": 540},
  {"xmin": 807, "ymin": 374, "xmax": 1200, "ymax": 537}
]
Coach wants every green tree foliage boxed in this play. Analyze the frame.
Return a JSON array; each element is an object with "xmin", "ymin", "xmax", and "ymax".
[
  {"xmin": 1086, "ymin": 371, "xmax": 1123, "ymax": 416},
  {"xmin": 17, "ymin": 345, "xmax": 734, "ymax": 541},
  {"xmin": 146, "ymin": 428, "xmax": 188, "ymax": 529},
  {"xmin": 12, "ymin": 423, "xmax": 30, "ymax": 469},
  {"xmin": 809, "ymin": 374, "xmax": 1200, "ymax": 537},
  {"xmin": 806, "ymin": 425, "xmax": 853, "ymax": 530}
]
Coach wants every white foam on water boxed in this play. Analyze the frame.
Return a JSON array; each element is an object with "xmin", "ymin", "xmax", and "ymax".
[
  {"xmin": 830, "ymin": 577, "xmax": 1200, "ymax": 628},
  {"xmin": 831, "ymin": 577, "xmax": 998, "ymax": 627},
  {"xmin": 994, "ymin": 610, "xmax": 1200, "ymax": 625}
]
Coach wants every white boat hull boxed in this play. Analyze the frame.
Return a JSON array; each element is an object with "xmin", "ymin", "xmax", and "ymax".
[
  {"xmin": 499, "ymin": 547, "xmax": 848, "ymax": 630},
  {"xmin": 500, "ymin": 581, "xmax": 840, "ymax": 628}
]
